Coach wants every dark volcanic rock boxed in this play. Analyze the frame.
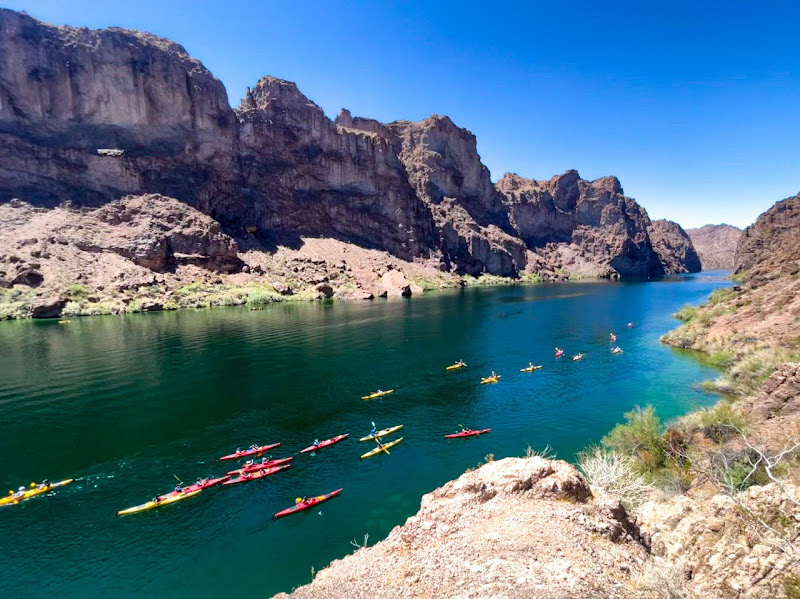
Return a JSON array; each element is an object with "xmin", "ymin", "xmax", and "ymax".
[
  {"xmin": 648, "ymin": 219, "xmax": 701, "ymax": 274},
  {"xmin": 497, "ymin": 171, "xmax": 664, "ymax": 277},
  {"xmin": 0, "ymin": 8, "xmax": 700, "ymax": 281}
]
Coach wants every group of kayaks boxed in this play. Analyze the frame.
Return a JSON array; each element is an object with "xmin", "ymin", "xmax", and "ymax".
[
  {"xmin": 116, "ymin": 435, "xmax": 352, "ymax": 517},
  {"xmin": 10, "ymin": 326, "xmax": 632, "ymax": 515}
]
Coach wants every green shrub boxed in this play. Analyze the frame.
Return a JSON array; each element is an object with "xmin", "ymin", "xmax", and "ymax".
[
  {"xmin": 783, "ymin": 574, "xmax": 800, "ymax": 599},
  {"xmin": 699, "ymin": 402, "xmax": 748, "ymax": 442},
  {"xmin": 707, "ymin": 287, "xmax": 735, "ymax": 306},
  {"xmin": 520, "ymin": 273, "xmax": 544, "ymax": 284},
  {"xmin": 65, "ymin": 283, "xmax": 91, "ymax": 298},
  {"xmin": 246, "ymin": 288, "xmax": 276, "ymax": 305},
  {"xmin": 723, "ymin": 347, "xmax": 800, "ymax": 395},
  {"xmin": 673, "ymin": 305, "xmax": 697, "ymax": 322},
  {"xmin": 601, "ymin": 406, "xmax": 668, "ymax": 473},
  {"xmin": 708, "ymin": 351, "xmax": 735, "ymax": 369}
]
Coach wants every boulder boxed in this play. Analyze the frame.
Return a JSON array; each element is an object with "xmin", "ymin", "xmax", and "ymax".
[
  {"xmin": 28, "ymin": 296, "xmax": 65, "ymax": 318},
  {"xmin": 314, "ymin": 283, "xmax": 334, "ymax": 298}
]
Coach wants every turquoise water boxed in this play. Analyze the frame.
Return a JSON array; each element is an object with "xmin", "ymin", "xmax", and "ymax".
[{"xmin": 0, "ymin": 273, "xmax": 728, "ymax": 597}]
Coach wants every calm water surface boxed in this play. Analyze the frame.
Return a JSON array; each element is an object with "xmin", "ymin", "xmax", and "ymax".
[{"xmin": 0, "ymin": 273, "xmax": 729, "ymax": 597}]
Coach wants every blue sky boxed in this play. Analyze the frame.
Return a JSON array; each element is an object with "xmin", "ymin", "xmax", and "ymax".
[{"xmin": 8, "ymin": 1, "xmax": 800, "ymax": 228}]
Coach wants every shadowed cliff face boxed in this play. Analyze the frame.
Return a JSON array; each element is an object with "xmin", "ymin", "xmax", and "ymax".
[
  {"xmin": 0, "ymin": 8, "xmax": 698, "ymax": 278},
  {"xmin": 648, "ymin": 219, "xmax": 702, "ymax": 274},
  {"xmin": 735, "ymin": 193, "xmax": 800, "ymax": 278}
]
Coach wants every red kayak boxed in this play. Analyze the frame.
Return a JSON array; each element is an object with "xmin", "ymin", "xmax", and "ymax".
[
  {"xmin": 444, "ymin": 428, "xmax": 491, "ymax": 439},
  {"xmin": 226, "ymin": 457, "xmax": 293, "ymax": 476},
  {"xmin": 299, "ymin": 434, "xmax": 349, "ymax": 454},
  {"xmin": 223, "ymin": 464, "xmax": 291, "ymax": 486},
  {"xmin": 182, "ymin": 475, "xmax": 231, "ymax": 493},
  {"xmin": 272, "ymin": 488, "xmax": 343, "ymax": 519},
  {"xmin": 219, "ymin": 443, "xmax": 280, "ymax": 461}
]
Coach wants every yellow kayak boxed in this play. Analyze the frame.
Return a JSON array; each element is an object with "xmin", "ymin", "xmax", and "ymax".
[
  {"xmin": 520, "ymin": 365, "xmax": 543, "ymax": 372},
  {"xmin": 359, "ymin": 425, "xmax": 403, "ymax": 442},
  {"xmin": 360, "ymin": 437, "xmax": 403, "ymax": 459},
  {"xmin": 361, "ymin": 389, "xmax": 394, "ymax": 401},
  {"xmin": 446, "ymin": 361, "xmax": 466, "ymax": 371},
  {"xmin": 117, "ymin": 489, "xmax": 201, "ymax": 516},
  {"xmin": 0, "ymin": 479, "xmax": 74, "ymax": 507},
  {"xmin": 480, "ymin": 375, "xmax": 501, "ymax": 384}
]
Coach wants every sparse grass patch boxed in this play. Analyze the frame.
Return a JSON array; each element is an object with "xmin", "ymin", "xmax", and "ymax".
[
  {"xmin": 577, "ymin": 447, "xmax": 652, "ymax": 509},
  {"xmin": 722, "ymin": 347, "xmax": 800, "ymax": 395},
  {"xmin": 629, "ymin": 557, "xmax": 689, "ymax": 599},
  {"xmin": 782, "ymin": 573, "xmax": 800, "ymax": 599},
  {"xmin": 519, "ymin": 272, "xmax": 544, "ymax": 284}
]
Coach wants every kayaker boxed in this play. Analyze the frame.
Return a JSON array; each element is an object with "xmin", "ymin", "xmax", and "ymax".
[
  {"xmin": 490, "ymin": 371, "xmax": 498, "ymax": 379},
  {"xmin": 313, "ymin": 439, "xmax": 320, "ymax": 448},
  {"xmin": 173, "ymin": 484, "xmax": 182, "ymax": 493},
  {"xmin": 461, "ymin": 426, "xmax": 473, "ymax": 433},
  {"xmin": 376, "ymin": 438, "xmax": 385, "ymax": 450},
  {"xmin": 13, "ymin": 486, "xmax": 26, "ymax": 499},
  {"xmin": 370, "ymin": 421, "xmax": 377, "ymax": 436},
  {"xmin": 627, "ymin": 322, "xmax": 633, "ymax": 328},
  {"xmin": 152, "ymin": 495, "xmax": 162, "ymax": 505},
  {"xmin": 39, "ymin": 479, "xmax": 51, "ymax": 490},
  {"xmin": 528, "ymin": 362, "xmax": 535, "ymax": 369}
]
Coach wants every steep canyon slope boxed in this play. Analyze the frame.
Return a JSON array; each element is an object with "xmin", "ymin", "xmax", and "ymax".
[
  {"xmin": 0, "ymin": 8, "xmax": 699, "ymax": 318},
  {"xmin": 686, "ymin": 224, "xmax": 743, "ymax": 270}
]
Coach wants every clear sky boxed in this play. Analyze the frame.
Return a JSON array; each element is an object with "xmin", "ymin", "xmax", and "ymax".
[{"xmin": 7, "ymin": 1, "xmax": 800, "ymax": 228}]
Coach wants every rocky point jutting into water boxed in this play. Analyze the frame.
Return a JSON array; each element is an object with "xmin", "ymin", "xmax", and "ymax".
[{"xmin": 0, "ymin": 8, "xmax": 701, "ymax": 318}]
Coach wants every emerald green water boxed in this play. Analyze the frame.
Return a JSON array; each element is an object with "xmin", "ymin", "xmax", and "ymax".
[{"xmin": 0, "ymin": 273, "xmax": 728, "ymax": 597}]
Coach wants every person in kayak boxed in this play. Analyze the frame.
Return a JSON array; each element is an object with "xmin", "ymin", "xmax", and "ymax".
[
  {"xmin": 13, "ymin": 486, "xmax": 26, "ymax": 499},
  {"xmin": 173, "ymin": 484, "xmax": 183, "ymax": 493},
  {"xmin": 370, "ymin": 422, "xmax": 377, "ymax": 437},
  {"xmin": 313, "ymin": 439, "xmax": 321, "ymax": 447},
  {"xmin": 460, "ymin": 426, "xmax": 473, "ymax": 433},
  {"xmin": 528, "ymin": 362, "xmax": 535, "ymax": 369},
  {"xmin": 38, "ymin": 479, "xmax": 51, "ymax": 490},
  {"xmin": 490, "ymin": 371, "xmax": 498, "ymax": 379}
]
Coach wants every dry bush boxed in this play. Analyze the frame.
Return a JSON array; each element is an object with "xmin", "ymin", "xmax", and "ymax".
[{"xmin": 577, "ymin": 447, "xmax": 653, "ymax": 509}]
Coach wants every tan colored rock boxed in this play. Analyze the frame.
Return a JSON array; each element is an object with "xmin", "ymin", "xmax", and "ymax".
[{"xmin": 275, "ymin": 457, "xmax": 651, "ymax": 599}]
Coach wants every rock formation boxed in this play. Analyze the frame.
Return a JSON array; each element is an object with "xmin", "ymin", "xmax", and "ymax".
[
  {"xmin": 735, "ymin": 194, "xmax": 800, "ymax": 278},
  {"xmin": 0, "ymin": 8, "xmax": 701, "ymax": 291},
  {"xmin": 647, "ymin": 219, "xmax": 702, "ymax": 274},
  {"xmin": 275, "ymin": 457, "xmax": 652, "ymax": 599},
  {"xmin": 686, "ymin": 224, "xmax": 743, "ymax": 270}
]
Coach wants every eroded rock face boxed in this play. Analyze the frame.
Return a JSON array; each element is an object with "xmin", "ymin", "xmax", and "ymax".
[
  {"xmin": 735, "ymin": 193, "xmax": 800, "ymax": 279},
  {"xmin": 497, "ymin": 171, "xmax": 666, "ymax": 277},
  {"xmin": 275, "ymin": 457, "xmax": 650, "ymax": 599},
  {"xmin": 0, "ymin": 8, "xmax": 700, "ymax": 280},
  {"xmin": 686, "ymin": 224, "xmax": 743, "ymax": 271},
  {"xmin": 648, "ymin": 219, "xmax": 701, "ymax": 274}
]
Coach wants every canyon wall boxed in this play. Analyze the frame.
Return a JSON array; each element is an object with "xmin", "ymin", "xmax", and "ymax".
[
  {"xmin": 686, "ymin": 224, "xmax": 743, "ymax": 270},
  {"xmin": 0, "ymin": 8, "xmax": 699, "ymax": 293}
]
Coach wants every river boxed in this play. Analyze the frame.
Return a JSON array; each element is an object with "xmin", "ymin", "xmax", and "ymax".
[{"xmin": 0, "ymin": 272, "xmax": 729, "ymax": 598}]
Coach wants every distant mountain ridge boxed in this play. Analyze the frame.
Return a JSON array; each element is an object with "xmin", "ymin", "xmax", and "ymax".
[
  {"xmin": 686, "ymin": 224, "xmax": 743, "ymax": 270},
  {"xmin": 0, "ymin": 7, "xmax": 699, "ymax": 299}
]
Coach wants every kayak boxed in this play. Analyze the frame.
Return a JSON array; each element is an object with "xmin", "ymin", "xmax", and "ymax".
[
  {"xmin": 182, "ymin": 476, "xmax": 231, "ymax": 493},
  {"xmin": 572, "ymin": 354, "xmax": 585, "ymax": 361},
  {"xmin": 611, "ymin": 348, "xmax": 624, "ymax": 355},
  {"xmin": 219, "ymin": 442, "xmax": 280, "ymax": 461},
  {"xmin": 444, "ymin": 428, "xmax": 491, "ymax": 439},
  {"xmin": 273, "ymin": 488, "xmax": 343, "ymax": 519},
  {"xmin": 520, "ymin": 365, "xmax": 543, "ymax": 372},
  {"xmin": 359, "ymin": 425, "xmax": 403, "ymax": 442},
  {"xmin": 361, "ymin": 389, "xmax": 394, "ymax": 400},
  {"xmin": 446, "ymin": 362, "xmax": 466, "ymax": 371},
  {"xmin": 226, "ymin": 457, "xmax": 293, "ymax": 475},
  {"xmin": 0, "ymin": 479, "xmax": 74, "ymax": 507},
  {"xmin": 117, "ymin": 489, "xmax": 201, "ymax": 516},
  {"xmin": 480, "ymin": 375, "xmax": 501, "ymax": 384},
  {"xmin": 360, "ymin": 437, "xmax": 403, "ymax": 459},
  {"xmin": 223, "ymin": 464, "xmax": 291, "ymax": 486},
  {"xmin": 555, "ymin": 350, "xmax": 564, "ymax": 357},
  {"xmin": 299, "ymin": 434, "xmax": 349, "ymax": 454}
]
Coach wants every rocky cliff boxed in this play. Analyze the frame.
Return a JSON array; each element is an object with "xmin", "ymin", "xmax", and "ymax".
[
  {"xmin": 735, "ymin": 194, "xmax": 800, "ymax": 279},
  {"xmin": 647, "ymin": 219, "xmax": 702, "ymax": 274},
  {"xmin": 0, "ymin": 8, "xmax": 700, "ymax": 293},
  {"xmin": 686, "ymin": 224, "xmax": 743, "ymax": 270},
  {"xmin": 275, "ymin": 457, "xmax": 653, "ymax": 599}
]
